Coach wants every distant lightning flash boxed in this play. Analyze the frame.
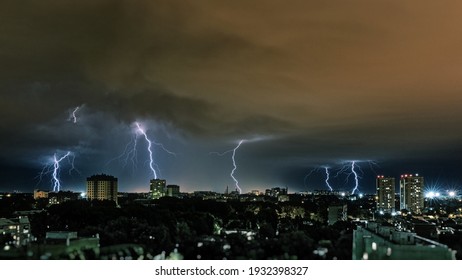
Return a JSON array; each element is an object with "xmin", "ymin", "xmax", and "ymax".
[
  {"xmin": 231, "ymin": 140, "xmax": 244, "ymax": 194},
  {"xmin": 324, "ymin": 167, "xmax": 333, "ymax": 191},
  {"xmin": 68, "ymin": 106, "xmax": 80, "ymax": 123}
]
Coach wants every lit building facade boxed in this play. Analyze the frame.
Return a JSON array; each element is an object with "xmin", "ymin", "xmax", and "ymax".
[
  {"xmin": 376, "ymin": 176, "xmax": 395, "ymax": 213},
  {"xmin": 400, "ymin": 174, "xmax": 424, "ymax": 214},
  {"xmin": 0, "ymin": 216, "xmax": 32, "ymax": 247},
  {"xmin": 150, "ymin": 179, "xmax": 166, "ymax": 199},
  {"xmin": 33, "ymin": 189, "xmax": 49, "ymax": 200},
  {"xmin": 86, "ymin": 174, "xmax": 118, "ymax": 204},
  {"xmin": 265, "ymin": 187, "xmax": 288, "ymax": 198}
]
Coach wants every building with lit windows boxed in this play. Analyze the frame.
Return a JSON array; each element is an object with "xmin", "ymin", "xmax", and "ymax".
[
  {"xmin": 86, "ymin": 174, "xmax": 118, "ymax": 204},
  {"xmin": 265, "ymin": 187, "xmax": 288, "ymax": 198},
  {"xmin": 150, "ymin": 179, "xmax": 166, "ymax": 199},
  {"xmin": 376, "ymin": 176, "xmax": 395, "ymax": 213},
  {"xmin": 0, "ymin": 216, "xmax": 32, "ymax": 247},
  {"xmin": 33, "ymin": 189, "xmax": 49, "ymax": 200},
  {"xmin": 399, "ymin": 174, "xmax": 424, "ymax": 214}
]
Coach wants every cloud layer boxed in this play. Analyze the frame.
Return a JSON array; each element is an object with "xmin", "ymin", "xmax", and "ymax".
[{"xmin": 1, "ymin": 1, "xmax": 462, "ymax": 192}]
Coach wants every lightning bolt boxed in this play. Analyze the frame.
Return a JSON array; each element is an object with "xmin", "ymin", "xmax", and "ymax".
[
  {"xmin": 350, "ymin": 161, "xmax": 360, "ymax": 194},
  {"xmin": 324, "ymin": 167, "xmax": 333, "ymax": 191},
  {"xmin": 68, "ymin": 106, "xmax": 80, "ymax": 123},
  {"xmin": 231, "ymin": 140, "xmax": 244, "ymax": 194},
  {"xmin": 303, "ymin": 166, "xmax": 334, "ymax": 191},
  {"xmin": 135, "ymin": 122, "xmax": 158, "ymax": 179},
  {"xmin": 209, "ymin": 140, "xmax": 246, "ymax": 193},
  {"xmin": 38, "ymin": 151, "xmax": 77, "ymax": 192},
  {"xmin": 335, "ymin": 160, "xmax": 362, "ymax": 195},
  {"xmin": 52, "ymin": 152, "xmax": 73, "ymax": 192},
  {"xmin": 106, "ymin": 122, "xmax": 175, "ymax": 179}
]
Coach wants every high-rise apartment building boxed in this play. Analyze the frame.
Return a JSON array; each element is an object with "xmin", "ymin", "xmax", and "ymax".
[
  {"xmin": 400, "ymin": 174, "xmax": 424, "ymax": 214},
  {"xmin": 86, "ymin": 174, "xmax": 118, "ymax": 204},
  {"xmin": 376, "ymin": 176, "xmax": 395, "ymax": 213},
  {"xmin": 150, "ymin": 179, "xmax": 166, "ymax": 199}
]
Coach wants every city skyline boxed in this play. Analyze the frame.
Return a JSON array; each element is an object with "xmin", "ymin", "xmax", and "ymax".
[{"xmin": 2, "ymin": 1, "xmax": 462, "ymax": 193}]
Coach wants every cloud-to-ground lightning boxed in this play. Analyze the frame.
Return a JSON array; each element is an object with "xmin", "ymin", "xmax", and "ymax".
[
  {"xmin": 135, "ymin": 122, "xmax": 157, "ymax": 179},
  {"xmin": 231, "ymin": 140, "xmax": 244, "ymax": 194},
  {"xmin": 52, "ymin": 152, "xmax": 72, "ymax": 192},
  {"xmin": 324, "ymin": 166, "xmax": 333, "ymax": 191},
  {"xmin": 68, "ymin": 106, "xmax": 81, "ymax": 123},
  {"xmin": 335, "ymin": 160, "xmax": 362, "ymax": 194},
  {"xmin": 107, "ymin": 122, "xmax": 176, "ymax": 179},
  {"xmin": 38, "ymin": 151, "xmax": 77, "ymax": 192},
  {"xmin": 210, "ymin": 140, "xmax": 245, "ymax": 194},
  {"xmin": 303, "ymin": 166, "xmax": 334, "ymax": 191},
  {"xmin": 350, "ymin": 161, "xmax": 360, "ymax": 194}
]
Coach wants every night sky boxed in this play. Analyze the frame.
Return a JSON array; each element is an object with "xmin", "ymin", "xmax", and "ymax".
[{"xmin": 1, "ymin": 0, "xmax": 462, "ymax": 194}]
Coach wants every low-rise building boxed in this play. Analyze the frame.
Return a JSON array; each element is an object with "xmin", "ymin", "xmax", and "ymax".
[
  {"xmin": 353, "ymin": 222, "xmax": 456, "ymax": 260},
  {"xmin": 0, "ymin": 216, "xmax": 32, "ymax": 247}
]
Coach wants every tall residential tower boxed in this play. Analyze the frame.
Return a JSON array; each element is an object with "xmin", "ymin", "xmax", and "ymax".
[
  {"xmin": 86, "ymin": 174, "xmax": 118, "ymax": 204},
  {"xmin": 376, "ymin": 176, "xmax": 395, "ymax": 213},
  {"xmin": 399, "ymin": 174, "xmax": 424, "ymax": 214},
  {"xmin": 149, "ymin": 179, "xmax": 166, "ymax": 199}
]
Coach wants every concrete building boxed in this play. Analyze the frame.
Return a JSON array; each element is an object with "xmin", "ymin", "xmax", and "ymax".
[
  {"xmin": 376, "ymin": 176, "xmax": 395, "ymax": 213},
  {"xmin": 166, "ymin": 185, "xmax": 180, "ymax": 197},
  {"xmin": 400, "ymin": 174, "xmax": 424, "ymax": 214},
  {"xmin": 149, "ymin": 179, "xmax": 166, "ymax": 199},
  {"xmin": 86, "ymin": 174, "xmax": 118, "ymax": 204},
  {"xmin": 353, "ymin": 222, "xmax": 455, "ymax": 260},
  {"xmin": 327, "ymin": 204, "xmax": 347, "ymax": 225}
]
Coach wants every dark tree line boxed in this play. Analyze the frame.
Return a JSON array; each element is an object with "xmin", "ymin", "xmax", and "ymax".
[{"xmin": 25, "ymin": 197, "xmax": 353, "ymax": 259}]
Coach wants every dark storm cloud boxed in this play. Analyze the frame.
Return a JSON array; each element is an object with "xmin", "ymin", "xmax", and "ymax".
[{"xmin": 2, "ymin": 0, "xmax": 462, "ymax": 191}]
